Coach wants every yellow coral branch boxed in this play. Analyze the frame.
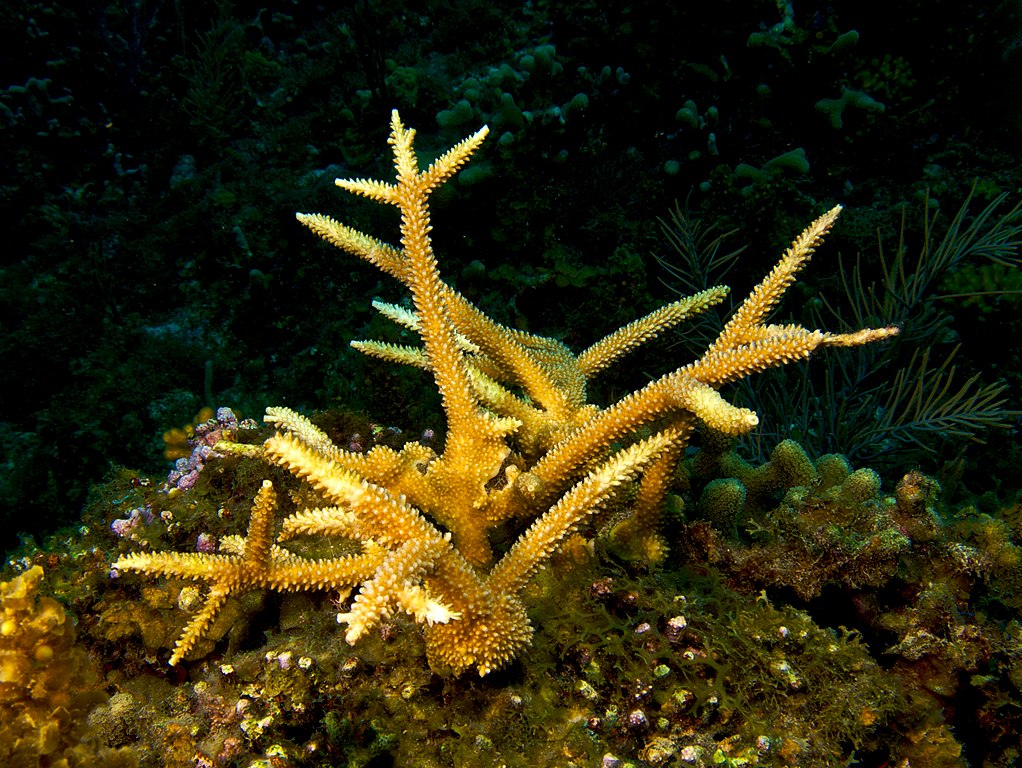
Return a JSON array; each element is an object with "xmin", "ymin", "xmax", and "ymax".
[{"xmin": 113, "ymin": 112, "xmax": 898, "ymax": 678}]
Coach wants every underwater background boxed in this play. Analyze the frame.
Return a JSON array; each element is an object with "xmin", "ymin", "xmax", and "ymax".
[{"xmin": 1, "ymin": 1, "xmax": 1021, "ymax": 766}]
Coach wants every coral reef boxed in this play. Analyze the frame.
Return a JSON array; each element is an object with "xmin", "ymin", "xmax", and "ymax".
[
  {"xmin": 2, "ymin": 420, "xmax": 1018, "ymax": 765},
  {"xmin": 1, "ymin": 5, "xmax": 1019, "ymax": 763}
]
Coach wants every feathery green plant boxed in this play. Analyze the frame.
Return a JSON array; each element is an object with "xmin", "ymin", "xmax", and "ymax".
[{"xmin": 658, "ymin": 188, "xmax": 1022, "ymax": 467}]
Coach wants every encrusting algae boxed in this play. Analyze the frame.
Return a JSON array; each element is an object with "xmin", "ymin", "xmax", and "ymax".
[{"xmin": 112, "ymin": 110, "xmax": 898, "ymax": 676}]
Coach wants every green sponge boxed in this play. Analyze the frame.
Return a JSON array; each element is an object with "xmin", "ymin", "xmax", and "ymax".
[
  {"xmin": 698, "ymin": 477, "xmax": 747, "ymax": 538},
  {"xmin": 815, "ymin": 87, "xmax": 885, "ymax": 129},
  {"xmin": 437, "ymin": 99, "xmax": 475, "ymax": 128}
]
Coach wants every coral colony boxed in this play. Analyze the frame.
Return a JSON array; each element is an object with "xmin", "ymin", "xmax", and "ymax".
[{"xmin": 113, "ymin": 111, "xmax": 897, "ymax": 675}]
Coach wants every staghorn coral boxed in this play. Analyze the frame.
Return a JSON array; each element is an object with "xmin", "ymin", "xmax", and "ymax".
[{"xmin": 112, "ymin": 110, "xmax": 896, "ymax": 677}]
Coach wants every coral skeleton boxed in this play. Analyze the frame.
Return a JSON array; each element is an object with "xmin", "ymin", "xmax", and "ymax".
[{"xmin": 113, "ymin": 111, "xmax": 898, "ymax": 675}]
